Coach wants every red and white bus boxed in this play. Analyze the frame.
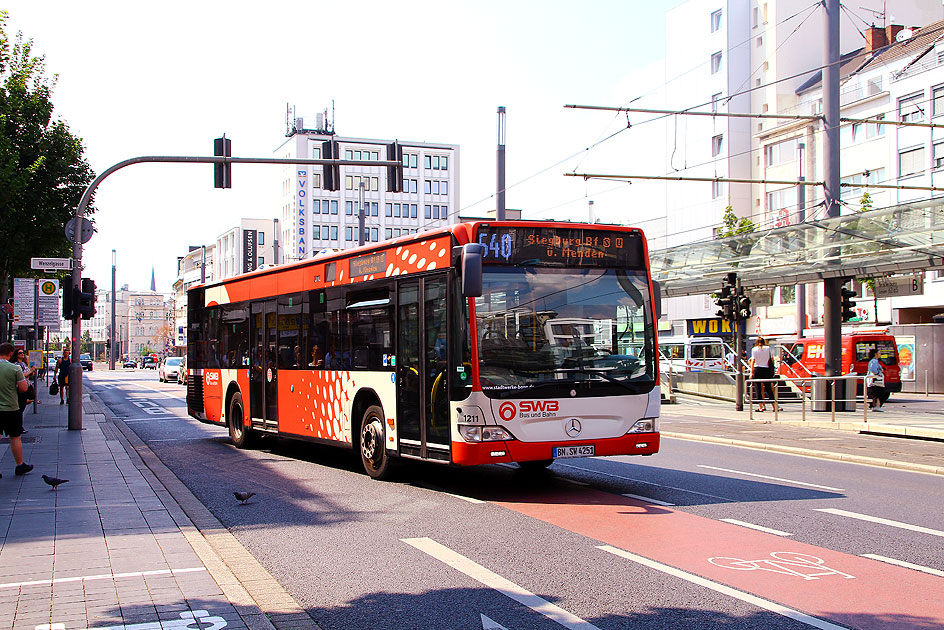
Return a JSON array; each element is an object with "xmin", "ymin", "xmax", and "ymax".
[{"xmin": 186, "ymin": 221, "xmax": 661, "ymax": 478}]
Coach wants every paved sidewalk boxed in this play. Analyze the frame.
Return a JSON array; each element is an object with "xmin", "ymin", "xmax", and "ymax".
[{"xmin": 0, "ymin": 383, "xmax": 317, "ymax": 630}]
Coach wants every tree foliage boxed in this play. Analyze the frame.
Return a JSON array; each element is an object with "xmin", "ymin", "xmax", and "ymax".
[
  {"xmin": 718, "ymin": 205, "xmax": 756, "ymax": 238},
  {"xmin": 0, "ymin": 11, "xmax": 95, "ymax": 338}
]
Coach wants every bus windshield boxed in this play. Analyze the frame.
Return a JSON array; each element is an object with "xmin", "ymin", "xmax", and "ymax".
[{"xmin": 475, "ymin": 267, "xmax": 655, "ymax": 398}]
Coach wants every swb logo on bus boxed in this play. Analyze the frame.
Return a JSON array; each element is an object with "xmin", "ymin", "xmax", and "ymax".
[{"xmin": 498, "ymin": 402, "xmax": 516, "ymax": 421}]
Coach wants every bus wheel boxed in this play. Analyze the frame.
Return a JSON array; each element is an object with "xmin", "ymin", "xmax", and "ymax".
[
  {"xmin": 360, "ymin": 405, "xmax": 392, "ymax": 479},
  {"xmin": 518, "ymin": 459, "xmax": 553, "ymax": 472},
  {"xmin": 228, "ymin": 392, "xmax": 254, "ymax": 449}
]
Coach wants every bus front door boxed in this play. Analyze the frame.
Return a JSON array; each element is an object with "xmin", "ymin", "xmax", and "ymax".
[
  {"xmin": 249, "ymin": 299, "xmax": 279, "ymax": 432},
  {"xmin": 397, "ymin": 275, "xmax": 450, "ymax": 461}
]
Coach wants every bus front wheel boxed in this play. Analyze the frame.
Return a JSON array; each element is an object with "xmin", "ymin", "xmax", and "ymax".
[
  {"xmin": 228, "ymin": 392, "xmax": 254, "ymax": 449},
  {"xmin": 360, "ymin": 405, "xmax": 392, "ymax": 480}
]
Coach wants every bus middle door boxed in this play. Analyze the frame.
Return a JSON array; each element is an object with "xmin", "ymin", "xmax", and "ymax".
[
  {"xmin": 250, "ymin": 299, "xmax": 279, "ymax": 433},
  {"xmin": 397, "ymin": 275, "xmax": 450, "ymax": 461}
]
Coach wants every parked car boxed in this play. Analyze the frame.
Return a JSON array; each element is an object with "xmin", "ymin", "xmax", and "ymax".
[
  {"xmin": 142, "ymin": 356, "xmax": 159, "ymax": 369},
  {"xmin": 158, "ymin": 356, "xmax": 183, "ymax": 382},
  {"xmin": 80, "ymin": 353, "xmax": 93, "ymax": 371},
  {"xmin": 176, "ymin": 355, "xmax": 188, "ymax": 385}
]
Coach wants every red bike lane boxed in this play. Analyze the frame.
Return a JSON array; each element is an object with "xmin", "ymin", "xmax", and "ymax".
[{"xmin": 494, "ymin": 486, "xmax": 943, "ymax": 629}]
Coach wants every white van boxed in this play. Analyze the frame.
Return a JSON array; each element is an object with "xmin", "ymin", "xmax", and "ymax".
[{"xmin": 659, "ymin": 336, "xmax": 730, "ymax": 373}]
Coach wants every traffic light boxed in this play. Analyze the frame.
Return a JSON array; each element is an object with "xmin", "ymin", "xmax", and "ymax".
[
  {"xmin": 841, "ymin": 286, "xmax": 857, "ymax": 322},
  {"xmin": 214, "ymin": 136, "xmax": 232, "ymax": 189},
  {"xmin": 735, "ymin": 291, "xmax": 752, "ymax": 321},
  {"xmin": 322, "ymin": 139, "xmax": 340, "ymax": 191},
  {"xmin": 386, "ymin": 141, "xmax": 404, "ymax": 193},
  {"xmin": 715, "ymin": 273, "xmax": 738, "ymax": 322},
  {"xmin": 62, "ymin": 276, "xmax": 74, "ymax": 320},
  {"xmin": 76, "ymin": 278, "xmax": 96, "ymax": 320}
]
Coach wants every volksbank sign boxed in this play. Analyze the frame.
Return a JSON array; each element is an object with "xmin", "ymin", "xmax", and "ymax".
[{"xmin": 297, "ymin": 168, "xmax": 307, "ymax": 258}]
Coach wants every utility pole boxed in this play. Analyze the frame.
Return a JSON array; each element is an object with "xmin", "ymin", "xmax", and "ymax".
[
  {"xmin": 497, "ymin": 106, "xmax": 506, "ymax": 221},
  {"xmin": 823, "ymin": 0, "xmax": 842, "ymax": 404},
  {"xmin": 796, "ymin": 143, "xmax": 806, "ymax": 339},
  {"xmin": 273, "ymin": 218, "xmax": 280, "ymax": 265},
  {"xmin": 110, "ymin": 249, "xmax": 116, "ymax": 370}
]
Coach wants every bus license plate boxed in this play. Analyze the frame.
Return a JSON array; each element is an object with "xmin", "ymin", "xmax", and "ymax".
[{"xmin": 553, "ymin": 445, "xmax": 594, "ymax": 459}]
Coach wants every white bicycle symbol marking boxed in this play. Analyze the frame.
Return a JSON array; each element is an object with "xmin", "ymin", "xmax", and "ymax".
[{"xmin": 708, "ymin": 552, "xmax": 855, "ymax": 581}]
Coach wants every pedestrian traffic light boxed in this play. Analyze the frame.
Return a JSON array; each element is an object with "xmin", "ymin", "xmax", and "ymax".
[
  {"xmin": 76, "ymin": 278, "xmax": 96, "ymax": 320},
  {"xmin": 62, "ymin": 276, "xmax": 74, "ymax": 320},
  {"xmin": 387, "ymin": 141, "xmax": 404, "ymax": 193},
  {"xmin": 736, "ymin": 291, "xmax": 752, "ymax": 321},
  {"xmin": 322, "ymin": 139, "xmax": 340, "ymax": 191},
  {"xmin": 214, "ymin": 135, "xmax": 232, "ymax": 189},
  {"xmin": 715, "ymin": 285, "xmax": 735, "ymax": 321},
  {"xmin": 841, "ymin": 286, "xmax": 857, "ymax": 322}
]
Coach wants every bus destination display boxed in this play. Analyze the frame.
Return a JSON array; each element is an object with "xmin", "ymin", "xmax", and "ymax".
[{"xmin": 476, "ymin": 226, "xmax": 643, "ymax": 267}]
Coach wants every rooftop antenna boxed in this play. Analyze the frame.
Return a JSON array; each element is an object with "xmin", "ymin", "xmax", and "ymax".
[
  {"xmin": 331, "ymin": 99, "xmax": 336, "ymax": 134},
  {"xmin": 858, "ymin": 2, "xmax": 886, "ymax": 28}
]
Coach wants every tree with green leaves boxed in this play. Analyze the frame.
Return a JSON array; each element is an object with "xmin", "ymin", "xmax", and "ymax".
[
  {"xmin": 0, "ymin": 11, "xmax": 96, "ymax": 340},
  {"xmin": 718, "ymin": 205, "xmax": 756, "ymax": 238}
]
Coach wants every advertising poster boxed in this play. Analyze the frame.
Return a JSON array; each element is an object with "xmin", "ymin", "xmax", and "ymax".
[{"xmin": 897, "ymin": 335, "xmax": 916, "ymax": 382}]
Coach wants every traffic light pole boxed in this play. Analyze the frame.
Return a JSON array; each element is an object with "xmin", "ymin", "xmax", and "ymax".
[
  {"xmin": 735, "ymin": 279, "xmax": 745, "ymax": 411},
  {"xmin": 66, "ymin": 154, "xmax": 400, "ymax": 431}
]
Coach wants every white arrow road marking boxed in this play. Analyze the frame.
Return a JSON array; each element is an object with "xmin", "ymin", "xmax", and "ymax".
[
  {"xmin": 402, "ymin": 537, "xmax": 599, "ymax": 629},
  {"xmin": 598, "ymin": 546, "xmax": 845, "ymax": 630},
  {"xmin": 814, "ymin": 508, "xmax": 944, "ymax": 537},
  {"xmin": 698, "ymin": 465, "xmax": 844, "ymax": 492},
  {"xmin": 481, "ymin": 613, "xmax": 510, "ymax": 629}
]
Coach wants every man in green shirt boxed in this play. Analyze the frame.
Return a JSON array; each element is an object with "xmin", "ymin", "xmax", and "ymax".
[{"xmin": 0, "ymin": 343, "xmax": 33, "ymax": 477}]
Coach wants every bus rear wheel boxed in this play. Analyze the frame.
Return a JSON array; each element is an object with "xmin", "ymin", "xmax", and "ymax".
[
  {"xmin": 228, "ymin": 392, "xmax": 255, "ymax": 449},
  {"xmin": 360, "ymin": 405, "xmax": 393, "ymax": 480}
]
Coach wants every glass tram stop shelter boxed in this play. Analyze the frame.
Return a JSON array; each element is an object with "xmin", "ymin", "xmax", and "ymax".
[
  {"xmin": 649, "ymin": 199, "xmax": 944, "ymax": 298},
  {"xmin": 646, "ymin": 198, "xmax": 944, "ymax": 409}
]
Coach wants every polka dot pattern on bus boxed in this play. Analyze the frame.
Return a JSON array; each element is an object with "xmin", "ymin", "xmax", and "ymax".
[{"xmin": 282, "ymin": 371, "xmax": 356, "ymax": 443}]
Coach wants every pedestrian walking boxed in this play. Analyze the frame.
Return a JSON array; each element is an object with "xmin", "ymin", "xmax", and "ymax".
[
  {"xmin": 749, "ymin": 337, "xmax": 777, "ymax": 412},
  {"xmin": 0, "ymin": 343, "xmax": 34, "ymax": 477},
  {"xmin": 867, "ymin": 348, "xmax": 886, "ymax": 411},
  {"xmin": 54, "ymin": 348, "xmax": 71, "ymax": 404}
]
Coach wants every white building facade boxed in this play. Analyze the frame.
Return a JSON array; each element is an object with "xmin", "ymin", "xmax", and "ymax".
[{"xmin": 276, "ymin": 119, "xmax": 460, "ymax": 262}]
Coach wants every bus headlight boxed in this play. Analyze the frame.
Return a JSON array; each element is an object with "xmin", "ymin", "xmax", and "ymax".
[
  {"xmin": 459, "ymin": 425, "xmax": 513, "ymax": 442},
  {"xmin": 627, "ymin": 417, "xmax": 658, "ymax": 434}
]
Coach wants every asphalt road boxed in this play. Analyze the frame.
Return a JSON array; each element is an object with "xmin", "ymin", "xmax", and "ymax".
[{"xmin": 89, "ymin": 369, "xmax": 944, "ymax": 630}]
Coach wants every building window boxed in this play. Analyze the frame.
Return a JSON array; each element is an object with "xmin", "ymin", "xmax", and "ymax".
[
  {"xmin": 432, "ymin": 155, "xmax": 440, "ymax": 169},
  {"xmin": 330, "ymin": 226, "xmax": 338, "ymax": 240},
  {"xmin": 899, "ymin": 147, "xmax": 925, "ymax": 176},
  {"xmin": 425, "ymin": 204, "xmax": 432, "ymax": 219},
  {"xmin": 424, "ymin": 180, "xmax": 432, "ymax": 194},
  {"xmin": 258, "ymin": 257, "xmax": 264, "ymax": 267},
  {"xmin": 935, "ymin": 143, "xmax": 944, "ymax": 169},
  {"xmin": 764, "ymin": 138, "xmax": 798, "ymax": 167},
  {"xmin": 441, "ymin": 156, "xmax": 448, "ymax": 171},
  {"xmin": 756, "ymin": 36, "xmax": 763, "ymax": 47},
  {"xmin": 345, "ymin": 226, "xmax": 353, "ymax": 241},
  {"xmin": 371, "ymin": 202, "xmax": 379, "ymax": 216},
  {"xmin": 385, "ymin": 228, "xmax": 392, "ymax": 239},
  {"xmin": 777, "ymin": 286, "xmax": 796, "ymax": 305},
  {"xmin": 840, "ymin": 168, "xmax": 885, "ymax": 200},
  {"xmin": 933, "ymin": 86, "xmax": 944, "ymax": 117},
  {"xmin": 710, "ymin": 9, "xmax": 722, "ymax": 32},
  {"xmin": 385, "ymin": 203, "xmax": 392, "ymax": 217},
  {"xmin": 712, "ymin": 180, "xmax": 723, "ymax": 199},
  {"xmin": 345, "ymin": 176, "xmax": 353, "ymax": 190},
  {"xmin": 410, "ymin": 203, "xmax": 417, "ymax": 218},
  {"xmin": 899, "ymin": 94, "xmax": 925, "ymax": 123},
  {"xmin": 321, "ymin": 225, "xmax": 330, "ymax": 239},
  {"xmin": 753, "ymin": 7, "xmax": 758, "ymax": 27},
  {"xmin": 345, "ymin": 201, "xmax": 353, "ymax": 216},
  {"xmin": 424, "ymin": 155, "xmax": 432, "ymax": 169},
  {"xmin": 711, "ymin": 134, "xmax": 723, "ymax": 157},
  {"xmin": 711, "ymin": 92, "xmax": 722, "ymax": 113},
  {"xmin": 711, "ymin": 51, "xmax": 722, "ymax": 74},
  {"xmin": 258, "ymin": 232, "xmax": 264, "ymax": 245},
  {"xmin": 394, "ymin": 203, "xmax": 401, "ymax": 218},
  {"xmin": 331, "ymin": 200, "xmax": 338, "ymax": 215}
]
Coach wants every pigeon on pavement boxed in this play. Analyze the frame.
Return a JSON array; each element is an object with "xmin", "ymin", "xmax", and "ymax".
[
  {"xmin": 42, "ymin": 475, "xmax": 69, "ymax": 490},
  {"xmin": 234, "ymin": 491, "xmax": 256, "ymax": 504}
]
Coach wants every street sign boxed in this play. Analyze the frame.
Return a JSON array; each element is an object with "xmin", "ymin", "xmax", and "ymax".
[
  {"xmin": 38, "ymin": 279, "xmax": 60, "ymax": 329},
  {"xmin": 65, "ymin": 217, "xmax": 94, "ymax": 244},
  {"xmin": 749, "ymin": 289, "xmax": 774, "ymax": 308},
  {"xmin": 31, "ymin": 257, "xmax": 73, "ymax": 271},
  {"xmin": 875, "ymin": 274, "xmax": 924, "ymax": 298},
  {"xmin": 13, "ymin": 278, "xmax": 34, "ymax": 325}
]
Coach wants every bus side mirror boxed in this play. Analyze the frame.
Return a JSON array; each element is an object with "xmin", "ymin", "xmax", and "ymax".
[
  {"xmin": 461, "ymin": 243, "xmax": 485, "ymax": 298},
  {"xmin": 651, "ymin": 280, "xmax": 662, "ymax": 320}
]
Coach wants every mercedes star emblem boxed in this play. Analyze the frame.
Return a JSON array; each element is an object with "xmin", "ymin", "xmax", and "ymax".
[{"xmin": 566, "ymin": 418, "xmax": 582, "ymax": 437}]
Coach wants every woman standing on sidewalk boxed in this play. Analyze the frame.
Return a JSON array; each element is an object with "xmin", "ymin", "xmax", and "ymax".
[
  {"xmin": 867, "ymin": 348, "xmax": 886, "ymax": 411},
  {"xmin": 13, "ymin": 349, "xmax": 36, "ymax": 410},
  {"xmin": 749, "ymin": 337, "xmax": 777, "ymax": 412},
  {"xmin": 54, "ymin": 348, "xmax": 71, "ymax": 405}
]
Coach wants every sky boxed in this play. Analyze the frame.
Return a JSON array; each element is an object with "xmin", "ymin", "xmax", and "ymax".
[{"xmin": 4, "ymin": 1, "xmax": 678, "ymax": 294}]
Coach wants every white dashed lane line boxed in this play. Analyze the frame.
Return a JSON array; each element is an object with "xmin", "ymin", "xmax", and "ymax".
[
  {"xmin": 697, "ymin": 465, "xmax": 845, "ymax": 492},
  {"xmin": 814, "ymin": 508, "xmax": 944, "ymax": 537}
]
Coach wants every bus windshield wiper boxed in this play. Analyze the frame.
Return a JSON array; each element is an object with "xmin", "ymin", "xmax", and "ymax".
[{"xmin": 554, "ymin": 367, "xmax": 636, "ymax": 393}]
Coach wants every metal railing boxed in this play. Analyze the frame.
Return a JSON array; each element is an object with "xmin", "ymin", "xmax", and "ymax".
[{"xmin": 746, "ymin": 374, "xmax": 873, "ymax": 423}]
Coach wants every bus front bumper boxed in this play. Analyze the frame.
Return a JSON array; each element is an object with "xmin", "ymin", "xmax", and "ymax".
[{"xmin": 451, "ymin": 432, "xmax": 660, "ymax": 466}]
